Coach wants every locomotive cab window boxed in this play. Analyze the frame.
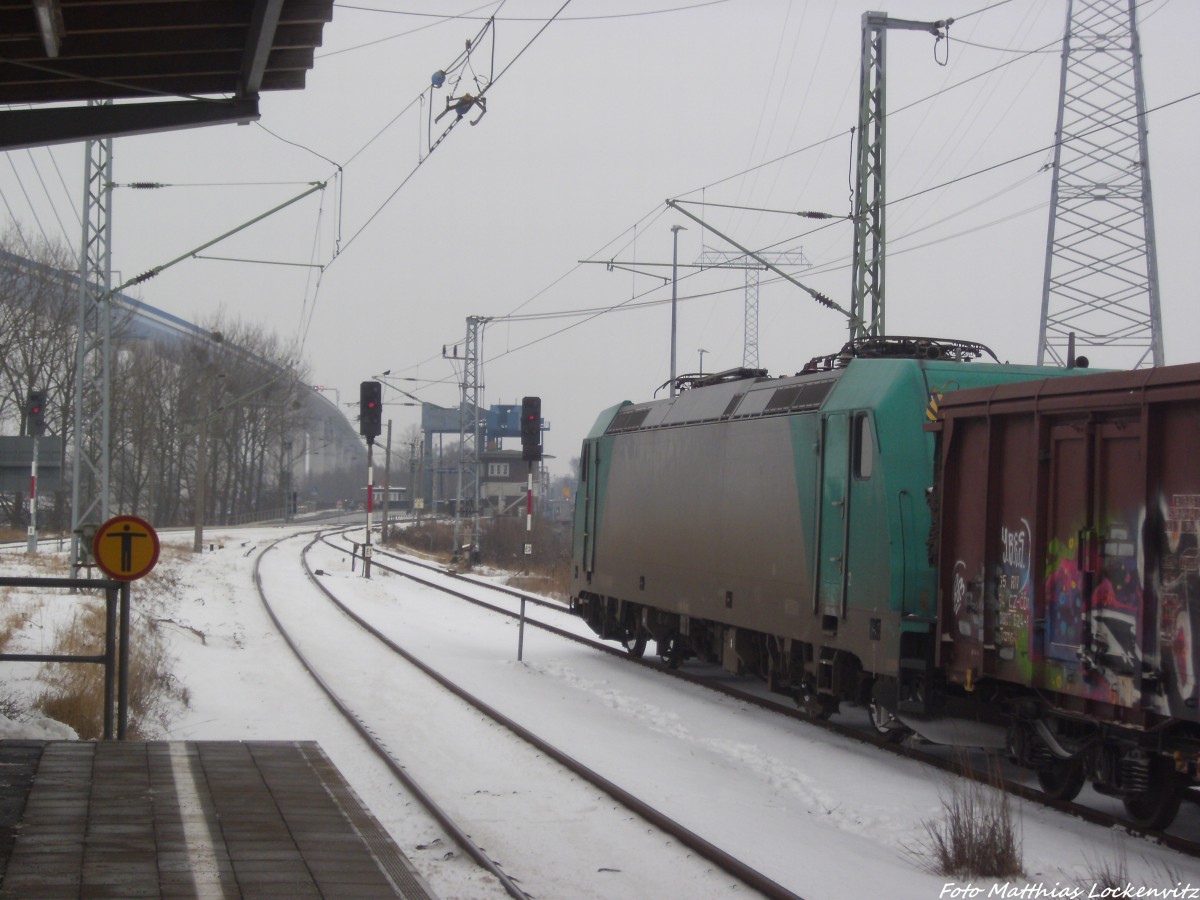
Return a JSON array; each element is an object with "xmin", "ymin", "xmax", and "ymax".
[{"xmin": 853, "ymin": 412, "xmax": 874, "ymax": 479}]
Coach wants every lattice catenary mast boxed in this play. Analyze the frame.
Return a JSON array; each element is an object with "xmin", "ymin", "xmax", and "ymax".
[
  {"xmin": 850, "ymin": 12, "xmax": 950, "ymax": 340},
  {"xmin": 448, "ymin": 315, "xmax": 487, "ymax": 561},
  {"xmin": 698, "ymin": 247, "xmax": 811, "ymax": 368},
  {"xmin": 70, "ymin": 107, "xmax": 114, "ymax": 576}
]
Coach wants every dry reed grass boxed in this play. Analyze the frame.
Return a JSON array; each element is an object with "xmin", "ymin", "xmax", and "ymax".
[
  {"xmin": 910, "ymin": 753, "xmax": 1024, "ymax": 878},
  {"xmin": 33, "ymin": 560, "xmax": 191, "ymax": 739}
]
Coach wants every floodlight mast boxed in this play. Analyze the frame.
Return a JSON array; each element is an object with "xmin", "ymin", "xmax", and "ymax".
[{"xmin": 850, "ymin": 12, "xmax": 951, "ymax": 341}]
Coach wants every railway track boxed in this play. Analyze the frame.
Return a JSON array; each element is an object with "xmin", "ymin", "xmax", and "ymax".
[
  {"xmin": 254, "ymin": 529, "xmax": 802, "ymax": 899},
  {"xmin": 331, "ymin": 530, "xmax": 1200, "ymax": 859}
]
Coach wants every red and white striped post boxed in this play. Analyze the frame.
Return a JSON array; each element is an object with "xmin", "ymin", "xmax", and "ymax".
[
  {"xmin": 26, "ymin": 435, "xmax": 38, "ymax": 554},
  {"xmin": 363, "ymin": 444, "xmax": 373, "ymax": 579}
]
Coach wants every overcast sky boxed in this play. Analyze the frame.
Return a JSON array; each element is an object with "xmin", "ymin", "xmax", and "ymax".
[{"xmin": 2, "ymin": 0, "xmax": 1197, "ymax": 474}]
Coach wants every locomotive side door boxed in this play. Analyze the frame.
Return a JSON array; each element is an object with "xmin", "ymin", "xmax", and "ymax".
[
  {"xmin": 816, "ymin": 412, "xmax": 851, "ymax": 619},
  {"xmin": 581, "ymin": 441, "xmax": 599, "ymax": 574}
]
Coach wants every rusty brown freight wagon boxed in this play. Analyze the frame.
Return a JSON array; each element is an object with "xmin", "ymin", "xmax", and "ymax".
[{"xmin": 931, "ymin": 361, "xmax": 1200, "ymax": 828}]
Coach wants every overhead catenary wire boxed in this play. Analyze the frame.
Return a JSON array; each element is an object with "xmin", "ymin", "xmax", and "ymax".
[
  {"xmin": 472, "ymin": 81, "xmax": 1196, "ymax": 362},
  {"xmin": 336, "ymin": 0, "xmax": 731, "ymax": 24},
  {"xmin": 328, "ymin": 0, "xmax": 571, "ymax": 264}
]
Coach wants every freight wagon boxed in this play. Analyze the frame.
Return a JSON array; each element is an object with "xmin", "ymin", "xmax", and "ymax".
[{"xmin": 932, "ymin": 361, "xmax": 1200, "ymax": 828}]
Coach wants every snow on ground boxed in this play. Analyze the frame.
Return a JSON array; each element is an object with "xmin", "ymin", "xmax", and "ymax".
[{"xmin": 1, "ymin": 525, "xmax": 1197, "ymax": 899}]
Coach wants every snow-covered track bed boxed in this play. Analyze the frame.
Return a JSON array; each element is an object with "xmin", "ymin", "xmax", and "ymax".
[
  {"xmin": 255, "ymin": 530, "xmax": 788, "ymax": 899},
  {"xmin": 328, "ymin": 531, "xmax": 1200, "ymax": 856}
]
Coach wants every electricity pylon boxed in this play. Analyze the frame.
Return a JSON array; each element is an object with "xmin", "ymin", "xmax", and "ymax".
[{"xmin": 1038, "ymin": 0, "xmax": 1163, "ymax": 368}]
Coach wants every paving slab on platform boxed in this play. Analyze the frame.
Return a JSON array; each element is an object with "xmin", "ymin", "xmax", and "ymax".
[{"xmin": 0, "ymin": 740, "xmax": 436, "ymax": 899}]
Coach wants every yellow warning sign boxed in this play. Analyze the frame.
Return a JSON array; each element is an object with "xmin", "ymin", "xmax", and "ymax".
[{"xmin": 92, "ymin": 515, "xmax": 160, "ymax": 581}]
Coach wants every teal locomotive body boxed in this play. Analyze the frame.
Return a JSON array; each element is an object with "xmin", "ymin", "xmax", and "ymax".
[{"xmin": 570, "ymin": 339, "xmax": 1063, "ymax": 725}]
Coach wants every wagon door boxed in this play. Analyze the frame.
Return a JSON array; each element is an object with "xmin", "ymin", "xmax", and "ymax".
[
  {"xmin": 1041, "ymin": 420, "xmax": 1142, "ymax": 700},
  {"xmin": 816, "ymin": 412, "xmax": 851, "ymax": 620},
  {"xmin": 1044, "ymin": 423, "xmax": 1091, "ymax": 663},
  {"xmin": 940, "ymin": 416, "xmax": 993, "ymax": 682},
  {"xmin": 1042, "ymin": 417, "xmax": 1146, "ymax": 688},
  {"xmin": 1086, "ymin": 420, "xmax": 1146, "ymax": 688}
]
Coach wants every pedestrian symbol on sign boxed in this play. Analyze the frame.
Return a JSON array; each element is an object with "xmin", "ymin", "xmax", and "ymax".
[{"xmin": 92, "ymin": 515, "xmax": 161, "ymax": 581}]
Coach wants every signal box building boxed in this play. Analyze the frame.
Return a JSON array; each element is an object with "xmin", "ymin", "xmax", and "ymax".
[{"xmin": 480, "ymin": 448, "xmax": 530, "ymax": 516}]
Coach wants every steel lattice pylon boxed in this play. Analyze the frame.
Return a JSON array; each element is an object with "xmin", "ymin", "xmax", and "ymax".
[
  {"xmin": 850, "ymin": 12, "xmax": 888, "ymax": 340},
  {"xmin": 450, "ymin": 315, "xmax": 486, "ymax": 561},
  {"xmin": 1038, "ymin": 0, "xmax": 1163, "ymax": 368},
  {"xmin": 850, "ymin": 13, "xmax": 949, "ymax": 341},
  {"xmin": 70, "ymin": 117, "xmax": 114, "ymax": 576},
  {"xmin": 698, "ymin": 247, "xmax": 811, "ymax": 368}
]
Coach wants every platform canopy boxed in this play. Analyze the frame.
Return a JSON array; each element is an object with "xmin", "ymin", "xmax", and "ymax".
[{"xmin": 0, "ymin": 0, "xmax": 336, "ymax": 150}]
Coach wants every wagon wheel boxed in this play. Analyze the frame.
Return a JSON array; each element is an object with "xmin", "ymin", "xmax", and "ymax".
[
  {"xmin": 1122, "ymin": 757, "xmax": 1184, "ymax": 830},
  {"xmin": 1035, "ymin": 759, "xmax": 1085, "ymax": 802}
]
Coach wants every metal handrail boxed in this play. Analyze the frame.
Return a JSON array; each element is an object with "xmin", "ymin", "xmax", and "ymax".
[{"xmin": 0, "ymin": 576, "xmax": 130, "ymax": 739}]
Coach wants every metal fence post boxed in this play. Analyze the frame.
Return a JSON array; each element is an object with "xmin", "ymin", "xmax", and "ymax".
[
  {"xmin": 118, "ymin": 581, "xmax": 130, "ymax": 739},
  {"xmin": 104, "ymin": 585, "xmax": 116, "ymax": 740}
]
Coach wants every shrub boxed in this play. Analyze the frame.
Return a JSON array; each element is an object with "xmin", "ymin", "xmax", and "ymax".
[
  {"xmin": 388, "ymin": 520, "xmax": 456, "ymax": 560},
  {"xmin": 914, "ymin": 755, "xmax": 1023, "ymax": 878},
  {"xmin": 388, "ymin": 515, "xmax": 572, "ymax": 599}
]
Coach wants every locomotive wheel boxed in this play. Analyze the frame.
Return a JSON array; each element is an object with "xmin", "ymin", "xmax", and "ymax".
[
  {"xmin": 797, "ymin": 683, "xmax": 835, "ymax": 720},
  {"xmin": 1035, "ymin": 759, "xmax": 1085, "ymax": 802},
  {"xmin": 622, "ymin": 631, "xmax": 647, "ymax": 658},
  {"xmin": 868, "ymin": 701, "xmax": 909, "ymax": 744},
  {"xmin": 1121, "ymin": 757, "xmax": 1184, "ymax": 831},
  {"xmin": 657, "ymin": 636, "xmax": 683, "ymax": 669}
]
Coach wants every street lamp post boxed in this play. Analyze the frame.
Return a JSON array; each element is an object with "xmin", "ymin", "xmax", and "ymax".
[{"xmin": 670, "ymin": 224, "xmax": 686, "ymax": 397}]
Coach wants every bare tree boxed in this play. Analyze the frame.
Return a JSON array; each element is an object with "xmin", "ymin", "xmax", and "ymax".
[{"xmin": 0, "ymin": 228, "xmax": 319, "ymax": 530}]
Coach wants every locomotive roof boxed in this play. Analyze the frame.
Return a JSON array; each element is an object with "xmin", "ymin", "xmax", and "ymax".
[
  {"xmin": 604, "ymin": 367, "xmax": 843, "ymax": 435},
  {"xmin": 598, "ymin": 355, "xmax": 1079, "ymax": 438}
]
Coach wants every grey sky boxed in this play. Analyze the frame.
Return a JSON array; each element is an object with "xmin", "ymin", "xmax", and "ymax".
[{"xmin": 2, "ymin": 0, "xmax": 1196, "ymax": 474}]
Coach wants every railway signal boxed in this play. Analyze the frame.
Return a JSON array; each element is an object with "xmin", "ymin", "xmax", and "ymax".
[
  {"xmin": 359, "ymin": 381, "xmax": 382, "ymax": 444},
  {"xmin": 26, "ymin": 391, "xmax": 46, "ymax": 436},
  {"xmin": 521, "ymin": 396, "xmax": 541, "ymax": 462}
]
